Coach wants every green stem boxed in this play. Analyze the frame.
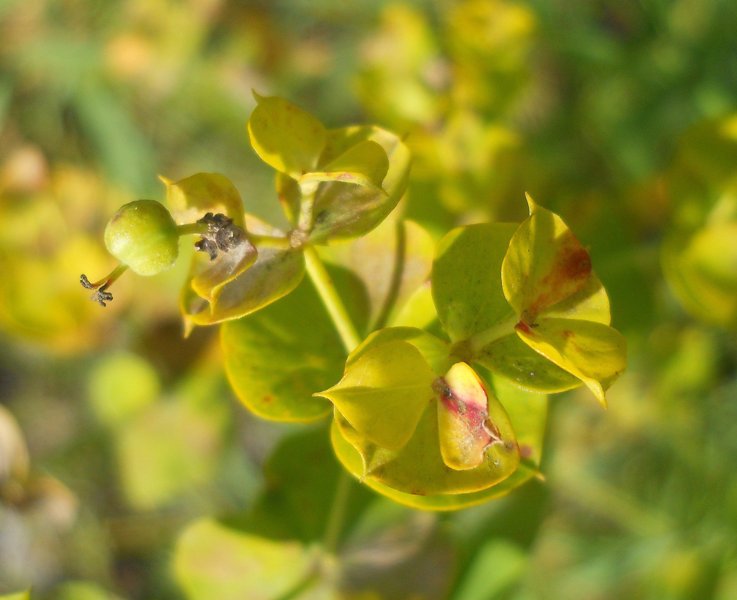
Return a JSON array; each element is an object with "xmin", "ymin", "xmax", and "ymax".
[
  {"xmin": 249, "ymin": 233, "xmax": 292, "ymax": 250},
  {"xmin": 176, "ymin": 222, "xmax": 208, "ymax": 237},
  {"xmin": 302, "ymin": 244, "xmax": 360, "ymax": 555},
  {"xmin": 322, "ymin": 470, "xmax": 352, "ymax": 554},
  {"xmin": 297, "ymin": 180, "xmax": 320, "ymax": 234},
  {"xmin": 303, "ymin": 245, "xmax": 362, "ymax": 353},
  {"xmin": 466, "ymin": 313, "xmax": 519, "ymax": 354}
]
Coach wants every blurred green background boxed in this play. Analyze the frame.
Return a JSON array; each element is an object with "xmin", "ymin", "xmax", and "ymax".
[{"xmin": 1, "ymin": 0, "xmax": 737, "ymax": 598}]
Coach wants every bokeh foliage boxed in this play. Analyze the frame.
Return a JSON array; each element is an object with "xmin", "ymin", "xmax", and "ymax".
[{"xmin": 1, "ymin": 0, "xmax": 737, "ymax": 599}]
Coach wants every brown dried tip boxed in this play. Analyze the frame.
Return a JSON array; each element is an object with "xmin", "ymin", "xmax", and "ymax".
[
  {"xmin": 194, "ymin": 212, "xmax": 245, "ymax": 260},
  {"xmin": 80, "ymin": 273, "xmax": 116, "ymax": 307}
]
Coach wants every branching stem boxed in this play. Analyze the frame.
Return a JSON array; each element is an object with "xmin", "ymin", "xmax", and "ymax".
[{"xmin": 303, "ymin": 245, "xmax": 361, "ymax": 353}]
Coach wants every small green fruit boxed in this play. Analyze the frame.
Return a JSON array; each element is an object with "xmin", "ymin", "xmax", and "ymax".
[{"xmin": 104, "ymin": 200, "xmax": 179, "ymax": 276}]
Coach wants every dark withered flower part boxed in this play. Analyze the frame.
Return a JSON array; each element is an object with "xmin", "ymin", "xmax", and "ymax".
[
  {"xmin": 194, "ymin": 212, "xmax": 246, "ymax": 259},
  {"xmin": 195, "ymin": 238, "xmax": 219, "ymax": 261},
  {"xmin": 80, "ymin": 274, "xmax": 95, "ymax": 289}
]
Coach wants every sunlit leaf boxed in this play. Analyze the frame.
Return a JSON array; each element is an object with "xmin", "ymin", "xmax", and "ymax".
[
  {"xmin": 502, "ymin": 195, "xmax": 592, "ymax": 320},
  {"xmin": 161, "ymin": 172, "xmax": 245, "ymax": 227},
  {"xmin": 317, "ymin": 340, "xmax": 436, "ymax": 451},
  {"xmin": 432, "ymin": 223, "xmax": 517, "ymax": 341},
  {"xmin": 163, "ymin": 173, "xmax": 258, "ymax": 304},
  {"xmin": 247, "ymin": 94, "xmax": 326, "ymax": 179},
  {"xmin": 334, "ymin": 400, "xmax": 518, "ymax": 496},
  {"xmin": 308, "ymin": 126, "xmax": 411, "ymax": 242},
  {"xmin": 347, "ymin": 327, "xmax": 451, "ymax": 376},
  {"xmin": 174, "ymin": 519, "xmax": 318, "ymax": 600},
  {"xmin": 300, "ymin": 140, "xmax": 389, "ymax": 191},
  {"xmin": 476, "ymin": 333, "xmax": 580, "ymax": 393},
  {"xmin": 181, "ymin": 245, "xmax": 304, "ymax": 333},
  {"xmin": 221, "ymin": 279, "xmax": 341, "ymax": 422},
  {"xmin": 515, "ymin": 318, "xmax": 627, "ymax": 407}
]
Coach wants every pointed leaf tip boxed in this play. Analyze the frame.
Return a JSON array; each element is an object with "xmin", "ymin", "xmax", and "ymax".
[{"xmin": 524, "ymin": 192, "xmax": 537, "ymax": 214}]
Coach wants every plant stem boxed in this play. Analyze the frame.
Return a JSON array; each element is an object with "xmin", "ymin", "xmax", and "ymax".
[
  {"xmin": 303, "ymin": 245, "xmax": 362, "ymax": 353},
  {"xmin": 302, "ymin": 244, "xmax": 360, "ymax": 555},
  {"xmin": 176, "ymin": 222, "xmax": 208, "ymax": 237},
  {"xmin": 322, "ymin": 470, "xmax": 352, "ymax": 554},
  {"xmin": 466, "ymin": 313, "xmax": 519, "ymax": 354},
  {"xmin": 297, "ymin": 180, "xmax": 320, "ymax": 234},
  {"xmin": 249, "ymin": 233, "xmax": 292, "ymax": 249}
]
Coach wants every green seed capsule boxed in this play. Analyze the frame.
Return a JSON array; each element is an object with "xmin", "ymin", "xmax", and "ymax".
[{"xmin": 104, "ymin": 200, "xmax": 179, "ymax": 276}]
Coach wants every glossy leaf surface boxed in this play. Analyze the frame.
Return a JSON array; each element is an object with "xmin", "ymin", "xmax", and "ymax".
[
  {"xmin": 334, "ymin": 397, "xmax": 518, "ymax": 496},
  {"xmin": 247, "ymin": 94, "xmax": 326, "ymax": 179},
  {"xmin": 331, "ymin": 374, "xmax": 545, "ymax": 510},
  {"xmin": 515, "ymin": 318, "xmax": 627, "ymax": 407},
  {"xmin": 308, "ymin": 125, "xmax": 411, "ymax": 242},
  {"xmin": 181, "ymin": 216, "xmax": 304, "ymax": 332},
  {"xmin": 432, "ymin": 223, "xmax": 517, "ymax": 341},
  {"xmin": 477, "ymin": 333, "xmax": 580, "ymax": 393},
  {"xmin": 502, "ymin": 195, "xmax": 592, "ymax": 320},
  {"xmin": 221, "ymin": 279, "xmax": 341, "ymax": 421},
  {"xmin": 299, "ymin": 139, "xmax": 389, "ymax": 191},
  {"xmin": 318, "ymin": 340, "xmax": 436, "ymax": 451},
  {"xmin": 162, "ymin": 172, "xmax": 245, "ymax": 228},
  {"xmin": 347, "ymin": 327, "xmax": 451, "ymax": 376}
]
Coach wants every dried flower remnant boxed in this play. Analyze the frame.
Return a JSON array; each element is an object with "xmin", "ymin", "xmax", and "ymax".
[{"xmin": 193, "ymin": 212, "xmax": 246, "ymax": 260}]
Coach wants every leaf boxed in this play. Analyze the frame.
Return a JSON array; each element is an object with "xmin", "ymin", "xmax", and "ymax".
[
  {"xmin": 322, "ymin": 216, "xmax": 435, "ymax": 333},
  {"xmin": 477, "ymin": 333, "xmax": 580, "ymax": 393},
  {"xmin": 541, "ymin": 272, "xmax": 611, "ymax": 324},
  {"xmin": 161, "ymin": 172, "xmax": 245, "ymax": 227},
  {"xmin": 502, "ymin": 195, "xmax": 593, "ymax": 321},
  {"xmin": 308, "ymin": 125, "xmax": 411, "ymax": 242},
  {"xmin": 221, "ymin": 278, "xmax": 342, "ymax": 422},
  {"xmin": 334, "ymin": 399, "xmax": 518, "ymax": 496},
  {"xmin": 347, "ymin": 327, "xmax": 451, "ymax": 376},
  {"xmin": 247, "ymin": 94, "xmax": 326, "ymax": 179},
  {"xmin": 331, "ymin": 370, "xmax": 546, "ymax": 511},
  {"xmin": 436, "ymin": 362, "xmax": 511, "ymax": 471},
  {"xmin": 432, "ymin": 223, "xmax": 518, "ymax": 341},
  {"xmin": 181, "ymin": 245, "xmax": 305, "ymax": 332},
  {"xmin": 163, "ymin": 173, "xmax": 258, "ymax": 304},
  {"xmin": 515, "ymin": 318, "xmax": 627, "ymax": 407},
  {"xmin": 300, "ymin": 140, "xmax": 389, "ymax": 191},
  {"xmin": 189, "ymin": 236, "xmax": 259, "ymax": 303},
  {"xmin": 317, "ymin": 340, "xmax": 436, "ymax": 451},
  {"xmin": 173, "ymin": 519, "xmax": 317, "ymax": 600}
]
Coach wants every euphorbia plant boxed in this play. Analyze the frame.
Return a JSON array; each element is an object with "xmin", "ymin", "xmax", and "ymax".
[{"xmin": 81, "ymin": 94, "xmax": 626, "ymax": 511}]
